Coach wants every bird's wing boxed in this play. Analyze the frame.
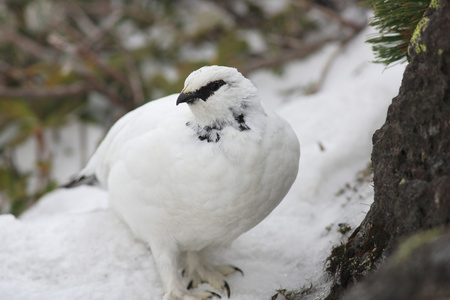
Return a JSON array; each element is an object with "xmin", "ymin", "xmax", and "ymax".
[{"xmin": 72, "ymin": 94, "xmax": 187, "ymax": 188}]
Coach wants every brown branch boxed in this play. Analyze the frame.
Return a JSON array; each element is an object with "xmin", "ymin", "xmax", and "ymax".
[
  {"xmin": 48, "ymin": 32, "xmax": 130, "ymax": 96},
  {"xmin": 241, "ymin": 39, "xmax": 329, "ymax": 75},
  {"xmin": 310, "ymin": 3, "xmax": 366, "ymax": 32},
  {"xmin": 268, "ymin": 34, "xmax": 308, "ymax": 50},
  {"xmin": 81, "ymin": 72, "xmax": 133, "ymax": 111},
  {"xmin": 77, "ymin": 47, "xmax": 130, "ymax": 88},
  {"xmin": 110, "ymin": 29, "xmax": 145, "ymax": 107},
  {"xmin": 0, "ymin": 83, "xmax": 88, "ymax": 99},
  {"xmin": 291, "ymin": 1, "xmax": 366, "ymax": 32},
  {"xmin": 243, "ymin": 1, "xmax": 367, "ymax": 89},
  {"xmin": 305, "ymin": 21, "xmax": 367, "ymax": 95},
  {"xmin": 72, "ymin": 3, "xmax": 144, "ymax": 108},
  {"xmin": 80, "ymin": 1, "xmax": 114, "ymax": 18},
  {"xmin": 60, "ymin": 5, "xmax": 129, "ymax": 87},
  {"xmin": 123, "ymin": 5, "xmax": 157, "ymax": 24},
  {"xmin": 0, "ymin": 24, "xmax": 57, "ymax": 61},
  {"xmin": 68, "ymin": 3, "xmax": 99, "ymax": 39},
  {"xmin": 47, "ymin": 33, "xmax": 133, "ymax": 110},
  {"xmin": 68, "ymin": 3, "xmax": 124, "ymax": 48},
  {"xmin": 66, "ymin": 4, "xmax": 140, "ymax": 109},
  {"xmin": 121, "ymin": 47, "xmax": 145, "ymax": 107}
]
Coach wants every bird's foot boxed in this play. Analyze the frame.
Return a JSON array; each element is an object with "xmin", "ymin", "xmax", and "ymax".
[
  {"xmin": 183, "ymin": 263, "xmax": 243, "ymax": 298},
  {"xmin": 165, "ymin": 289, "xmax": 222, "ymax": 300},
  {"xmin": 165, "ymin": 289, "xmax": 221, "ymax": 300},
  {"xmin": 190, "ymin": 289, "xmax": 222, "ymax": 300}
]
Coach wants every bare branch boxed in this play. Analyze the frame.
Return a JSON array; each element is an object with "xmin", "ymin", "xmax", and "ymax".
[
  {"xmin": 68, "ymin": 3, "xmax": 124, "ymax": 48},
  {"xmin": 0, "ymin": 24, "xmax": 57, "ymax": 61},
  {"xmin": 241, "ymin": 39, "xmax": 328, "ymax": 75},
  {"xmin": 73, "ymin": 3, "xmax": 143, "ymax": 107},
  {"xmin": 291, "ymin": 1, "xmax": 367, "ymax": 33},
  {"xmin": 78, "ymin": 47, "xmax": 130, "ymax": 88},
  {"xmin": 0, "ymin": 83, "xmax": 88, "ymax": 99},
  {"xmin": 81, "ymin": 72, "xmax": 132, "ymax": 111},
  {"xmin": 310, "ymin": 3, "xmax": 366, "ymax": 32},
  {"xmin": 47, "ymin": 33, "xmax": 133, "ymax": 110},
  {"xmin": 110, "ymin": 28, "xmax": 145, "ymax": 107},
  {"xmin": 68, "ymin": 3, "xmax": 100, "ymax": 39},
  {"xmin": 122, "ymin": 47, "xmax": 145, "ymax": 107},
  {"xmin": 305, "ymin": 22, "xmax": 366, "ymax": 94}
]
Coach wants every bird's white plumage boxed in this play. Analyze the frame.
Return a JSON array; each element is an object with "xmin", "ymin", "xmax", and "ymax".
[{"xmin": 77, "ymin": 66, "xmax": 300, "ymax": 299}]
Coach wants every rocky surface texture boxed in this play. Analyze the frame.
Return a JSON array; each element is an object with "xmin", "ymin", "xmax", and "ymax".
[
  {"xmin": 325, "ymin": 1, "xmax": 450, "ymax": 299},
  {"xmin": 342, "ymin": 230, "xmax": 450, "ymax": 300}
]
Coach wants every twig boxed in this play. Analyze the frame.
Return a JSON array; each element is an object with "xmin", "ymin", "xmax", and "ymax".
[
  {"xmin": 69, "ymin": 5, "xmax": 142, "ymax": 108},
  {"xmin": 62, "ymin": 5, "xmax": 128, "ymax": 86},
  {"xmin": 68, "ymin": 3, "xmax": 99, "ymax": 39},
  {"xmin": 121, "ymin": 47, "xmax": 146, "ymax": 107},
  {"xmin": 69, "ymin": 3, "xmax": 124, "ymax": 49},
  {"xmin": 241, "ymin": 39, "xmax": 329, "ymax": 75},
  {"xmin": 47, "ymin": 33, "xmax": 133, "ymax": 110},
  {"xmin": 0, "ymin": 24, "xmax": 57, "ymax": 61},
  {"xmin": 71, "ymin": 2, "xmax": 144, "ymax": 107},
  {"xmin": 123, "ymin": 5, "xmax": 156, "ymax": 24},
  {"xmin": 268, "ymin": 34, "xmax": 309, "ymax": 50},
  {"xmin": 81, "ymin": 72, "xmax": 131, "ymax": 110},
  {"xmin": 48, "ymin": 5, "xmax": 131, "ymax": 95},
  {"xmin": 0, "ymin": 84, "xmax": 88, "ymax": 99},
  {"xmin": 77, "ymin": 47, "xmax": 130, "ymax": 88},
  {"xmin": 48, "ymin": 31, "xmax": 129, "ymax": 89},
  {"xmin": 110, "ymin": 29, "xmax": 145, "ymax": 107},
  {"xmin": 291, "ymin": 1, "xmax": 366, "ymax": 32},
  {"xmin": 305, "ymin": 21, "xmax": 366, "ymax": 94},
  {"xmin": 78, "ymin": 122, "xmax": 88, "ymax": 167}
]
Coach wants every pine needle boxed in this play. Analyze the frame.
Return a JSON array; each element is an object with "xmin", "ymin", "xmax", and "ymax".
[{"xmin": 364, "ymin": 0, "xmax": 431, "ymax": 66}]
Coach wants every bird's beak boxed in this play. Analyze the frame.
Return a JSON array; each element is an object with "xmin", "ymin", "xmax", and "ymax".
[{"xmin": 176, "ymin": 92, "xmax": 196, "ymax": 106}]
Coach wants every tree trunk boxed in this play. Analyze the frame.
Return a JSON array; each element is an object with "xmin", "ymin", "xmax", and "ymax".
[{"xmin": 325, "ymin": 1, "xmax": 450, "ymax": 299}]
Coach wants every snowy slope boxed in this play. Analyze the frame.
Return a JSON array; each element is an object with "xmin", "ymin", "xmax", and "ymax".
[{"xmin": 0, "ymin": 26, "xmax": 404, "ymax": 300}]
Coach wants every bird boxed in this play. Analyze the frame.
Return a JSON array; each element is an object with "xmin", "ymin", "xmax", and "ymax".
[{"xmin": 64, "ymin": 65, "xmax": 300, "ymax": 300}]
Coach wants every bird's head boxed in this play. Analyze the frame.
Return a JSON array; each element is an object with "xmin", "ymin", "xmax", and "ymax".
[{"xmin": 176, "ymin": 66, "xmax": 259, "ymax": 126}]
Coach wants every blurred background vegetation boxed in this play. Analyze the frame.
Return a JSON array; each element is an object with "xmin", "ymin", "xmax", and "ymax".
[{"xmin": 0, "ymin": 0, "xmax": 368, "ymax": 216}]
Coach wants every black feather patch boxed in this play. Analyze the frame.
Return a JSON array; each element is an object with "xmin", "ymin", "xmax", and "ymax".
[
  {"xmin": 234, "ymin": 114, "xmax": 250, "ymax": 131},
  {"xmin": 198, "ymin": 128, "xmax": 221, "ymax": 142},
  {"xmin": 195, "ymin": 80, "xmax": 226, "ymax": 101},
  {"xmin": 187, "ymin": 121, "xmax": 222, "ymax": 143},
  {"xmin": 62, "ymin": 174, "xmax": 98, "ymax": 188}
]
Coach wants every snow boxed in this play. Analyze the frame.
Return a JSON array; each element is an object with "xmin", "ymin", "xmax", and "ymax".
[{"xmin": 0, "ymin": 26, "xmax": 405, "ymax": 300}]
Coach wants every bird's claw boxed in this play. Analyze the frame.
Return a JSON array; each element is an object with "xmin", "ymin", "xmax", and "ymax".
[
  {"xmin": 187, "ymin": 280, "xmax": 193, "ymax": 290},
  {"xmin": 186, "ymin": 289, "xmax": 221, "ymax": 300},
  {"xmin": 183, "ymin": 260, "xmax": 243, "ymax": 299},
  {"xmin": 207, "ymin": 291, "xmax": 222, "ymax": 299},
  {"xmin": 215, "ymin": 264, "xmax": 244, "ymax": 276},
  {"xmin": 232, "ymin": 266, "xmax": 244, "ymax": 276},
  {"xmin": 223, "ymin": 281, "xmax": 230, "ymax": 298},
  {"xmin": 188, "ymin": 280, "xmax": 229, "ymax": 299}
]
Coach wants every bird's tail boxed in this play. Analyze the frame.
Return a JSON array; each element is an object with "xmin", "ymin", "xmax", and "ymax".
[{"xmin": 61, "ymin": 173, "xmax": 98, "ymax": 188}]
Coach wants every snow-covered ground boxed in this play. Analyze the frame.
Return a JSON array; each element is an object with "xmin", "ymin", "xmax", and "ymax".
[{"xmin": 0, "ymin": 26, "xmax": 404, "ymax": 300}]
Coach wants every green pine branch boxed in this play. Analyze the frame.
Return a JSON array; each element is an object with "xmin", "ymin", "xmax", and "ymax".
[{"xmin": 364, "ymin": 0, "xmax": 433, "ymax": 66}]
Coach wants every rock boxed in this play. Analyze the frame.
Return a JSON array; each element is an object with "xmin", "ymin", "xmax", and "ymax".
[
  {"xmin": 342, "ymin": 230, "xmax": 450, "ymax": 300},
  {"xmin": 325, "ymin": 1, "xmax": 450, "ymax": 299}
]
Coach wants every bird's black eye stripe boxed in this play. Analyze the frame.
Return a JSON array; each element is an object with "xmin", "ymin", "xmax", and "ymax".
[
  {"xmin": 195, "ymin": 80, "xmax": 226, "ymax": 101},
  {"xmin": 208, "ymin": 80, "xmax": 226, "ymax": 92}
]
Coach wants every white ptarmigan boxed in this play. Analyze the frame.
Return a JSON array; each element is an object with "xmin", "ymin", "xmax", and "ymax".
[{"xmin": 65, "ymin": 65, "xmax": 300, "ymax": 300}]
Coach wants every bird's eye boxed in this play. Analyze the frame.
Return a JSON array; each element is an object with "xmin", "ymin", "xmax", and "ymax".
[
  {"xmin": 208, "ymin": 80, "xmax": 225, "ymax": 92},
  {"xmin": 208, "ymin": 81, "xmax": 220, "ymax": 91}
]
